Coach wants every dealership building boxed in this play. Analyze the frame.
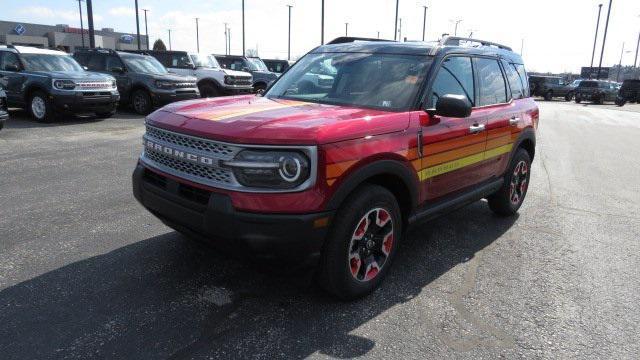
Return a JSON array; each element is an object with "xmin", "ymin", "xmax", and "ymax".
[{"xmin": 0, "ymin": 20, "xmax": 148, "ymax": 53}]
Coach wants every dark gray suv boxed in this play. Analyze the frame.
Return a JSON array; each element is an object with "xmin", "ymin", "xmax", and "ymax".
[
  {"xmin": 529, "ymin": 75, "xmax": 575, "ymax": 101},
  {"xmin": 74, "ymin": 49, "xmax": 199, "ymax": 115}
]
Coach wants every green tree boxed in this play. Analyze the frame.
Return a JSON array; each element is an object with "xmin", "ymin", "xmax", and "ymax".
[{"xmin": 153, "ymin": 39, "xmax": 167, "ymax": 51}]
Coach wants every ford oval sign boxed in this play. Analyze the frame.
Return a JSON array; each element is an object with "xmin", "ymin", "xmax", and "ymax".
[
  {"xmin": 120, "ymin": 34, "xmax": 134, "ymax": 44},
  {"xmin": 14, "ymin": 24, "xmax": 26, "ymax": 35}
]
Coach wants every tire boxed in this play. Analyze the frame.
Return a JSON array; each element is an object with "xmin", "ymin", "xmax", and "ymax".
[
  {"xmin": 575, "ymin": 96, "xmax": 582, "ymax": 104},
  {"xmin": 615, "ymin": 98, "xmax": 626, "ymax": 107},
  {"xmin": 544, "ymin": 91, "xmax": 553, "ymax": 101},
  {"xmin": 595, "ymin": 95, "xmax": 604, "ymax": 105},
  {"xmin": 487, "ymin": 149, "xmax": 531, "ymax": 217},
  {"xmin": 253, "ymin": 83, "xmax": 267, "ymax": 94},
  {"xmin": 199, "ymin": 83, "xmax": 220, "ymax": 98},
  {"xmin": 564, "ymin": 92, "xmax": 574, "ymax": 101},
  {"xmin": 131, "ymin": 89, "xmax": 153, "ymax": 115},
  {"xmin": 0, "ymin": 122, "xmax": 4, "ymax": 130},
  {"xmin": 29, "ymin": 91, "xmax": 56, "ymax": 123},
  {"xmin": 318, "ymin": 184, "xmax": 402, "ymax": 300},
  {"xmin": 95, "ymin": 109, "xmax": 116, "ymax": 118}
]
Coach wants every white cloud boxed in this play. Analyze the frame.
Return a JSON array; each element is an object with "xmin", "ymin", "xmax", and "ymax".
[
  {"xmin": 19, "ymin": 6, "xmax": 78, "ymax": 23},
  {"xmin": 108, "ymin": 6, "xmax": 136, "ymax": 17}
]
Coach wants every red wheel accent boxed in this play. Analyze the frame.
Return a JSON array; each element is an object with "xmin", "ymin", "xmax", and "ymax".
[
  {"xmin": 509, "ymin": 160, "xmax": 529, "ymax": 205},
  {"xmin": 347, "ymin": 208, "xmax": 394, "ymax": 282}
]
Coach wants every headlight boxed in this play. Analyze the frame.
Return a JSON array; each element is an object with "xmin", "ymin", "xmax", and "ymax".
[
  {"xmin": 222, "ymin": 150, "xmax": 311, "ymax": 189},
  {"xmin": 155, "ymin": 80, "xmax": 175, "ymax": 89},
  {"xmin": 111, "ymin": 80, "xmax": 117, "ymax": 89},
  {"xmin": 52, "ymin": 79, "xmax": 76, "ymax": 90},
  {"xmin": 224, "ymin": 75, "xmax": 235, "ymax": 85}
]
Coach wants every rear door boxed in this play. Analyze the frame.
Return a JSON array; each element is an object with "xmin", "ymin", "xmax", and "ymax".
[
  {"xmin": 0, "ymin": 51, "xmax": 26, "ymax": 104},
  {"xmin": 419, "ymin": 55, "xmax": 489, "ymax": 200}
]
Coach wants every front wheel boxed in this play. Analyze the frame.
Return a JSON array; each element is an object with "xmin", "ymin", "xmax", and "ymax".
[
  {"xmin": 564, "ymin": 92, "xmax": 574, "ymax": 101},
  {"xmin": 615, "ymin": 97, "xmax": 626, "ymax": 107},
  {"xmin": 29, "ymin": 91, "xmax": 56, "ymax": 123},
  {"xmin": 318, "ymin": 185, "xmax": 402, "ymax": 300},
  {"xmin": 575, "ymin": 96, "xmax": 582, "ymax": 104},
  {"xmin": 131, "ymin": 89, "xmax": 152, "ymax": 115},
  {"xmin": 487, "ymin": 149, "xmax": 531, "ymax": 216},
  {"xmin": 199, "ymin": 83, "xmax": 220, "ymax": 98},
  {"xmin": 544, "ymin": 91, "xmax": 553, "ymax": 101},
  {"xmin": 253, "ymin": 83, "xmax": 267, "ymax": 94}
]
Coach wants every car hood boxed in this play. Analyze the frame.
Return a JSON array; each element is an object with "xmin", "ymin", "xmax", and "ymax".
[
  {"xmin": 222, "ymin": 68, "xmax": 252, "ymax": 77},
  {"xmin": 146, "ymin": 95, "xmax": 410, "ymax": 145},
  {"xmin": 147, "ymin": 73, "xmax": 196, "ymax": 82},
  {"xmin": 32, "ymin": 71, "xmax": 113, "ymax": 81}
]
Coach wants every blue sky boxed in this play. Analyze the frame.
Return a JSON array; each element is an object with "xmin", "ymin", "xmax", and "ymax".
[{"xmin": 1, "ymin": 0, "xmax": 639, "ymax": 73}]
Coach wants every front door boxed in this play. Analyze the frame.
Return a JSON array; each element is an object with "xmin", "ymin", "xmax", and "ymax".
[
  {"xmin": 419, "ymin": 55, "xmax": 489, "ymax": 200},
  {"xmin": 0, "ymin": 51, "xmax": 26, "ymax": 105}
]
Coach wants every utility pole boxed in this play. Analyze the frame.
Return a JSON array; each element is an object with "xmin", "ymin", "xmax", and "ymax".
[
  {"xmin": 86, "ymin": 0, "xmax": 95, "ymax": 48},
  {"xmin": 195, "ymin": 18, "xmax": 200, "ymax": 52},
  {"xmin": 377, "ymin": 31, "xmax": 380, "ymax": 39},
  {"xmin": 617, "ymin": 42, "xmax": 625, "ymax": 82},
  {"xmin": 242, "ymin": 0, "xmax": 246, "ymax": 55},
  {"xmin": 287, "ymin": 5, "xmax": 293, "ymax": 60},
  {"xmin": 135, "ymin": 0, "xmax": 141, "ymax": 50},
  {"xmin": 142, "ymin": 9, "xmax": 149, "ymax": 50},
  {"xmin": 345, "ymin": 22, "xmax": 349, "ymax": 36},
  {"xmin": 398, "ymin": 18, "xmax": 402, "ymax": 41},
  {"xmin": 591, "ymin": 4, "xmax": 603, "ymax": 68},
  {"xmin": 521, "ymin": 38, "xmax": 524, "ymax": 56},
  {"xmin": 454, "ymin": 19, "xmax": 462, "ymax": 36},
  {"xmin": 321, "ymin": 0, "xmax": 325, "ymax": 44},
  {"xmin": 168, "ymin": 29, "xmax": 172, "ymax": 50},
  {"xmin": 422, "ymin": 6, "xmax": 428, "ymax": 41},
  {"xmin": 597, "ymin": 0, "xmax": 612, "ymax": 80},
  {"xmin": 635, "ymin": 15, "xmax": 640, "ymax": 67},
  {"xmin": 76, "ymin": 0, "xmax": 85, "ymax": 48},
  {"xmin": 394, "ymin": 0, "xmax": 399, "ymax": 41},
  {"xmin": 224, "ymin": 23, "xmax": 228, "ymax": 55},
  {"xmin": 228, "ymin": 28, "xmax": 232, "ymax": 54}
]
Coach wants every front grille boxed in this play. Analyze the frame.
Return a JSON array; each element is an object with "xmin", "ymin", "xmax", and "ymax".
[
  {"xmin": 234, "ymin": 77, "xmax": 252, "ymax": 86},
  {"xmin": 76, "ymin": 81, "xmax": 114, "ymax": 91},
  {"xmin": 174, "ymin": 82, "xmax": 197, "ymax": 89},
  {"xmin": 145, "ymin": 148, "xmax": 234, "ymax": 184},
  {"xmin": 145, "ymin": 125, "xmax": 240, "ymax": 157}
]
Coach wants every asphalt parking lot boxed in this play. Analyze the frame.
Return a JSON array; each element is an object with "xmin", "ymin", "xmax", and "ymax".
[{"xmin": 1, "ymin": 100, "xmax": 639, "ymax": 359}]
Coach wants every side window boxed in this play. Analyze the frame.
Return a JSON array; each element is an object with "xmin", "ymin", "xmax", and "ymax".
[
  {"xmin": 105, "ymin": 56, "xmax": 124, "ymax": 71},
  {"xmin": 87, "ymin": 54, "xmax": 105, "ymax": 71},
  {"xmin": 1, "ymin": 52, "xmax": 21, "ymax": 70},
  {"xmin": 429, "ymin": 56, "xmax": 474, "ymax": 107},
  {"xmin": 513, "ymin": 64, "xmax": 529, "ymax": 97},
  {"xmin": 502, "ymin": 60, "xmax": 524, "ymax": 100},
  {"xmin": 172, "ymin": 53, "xmax": 191, "ymax": 68},
  {"xmin": 476, "ymin": 58, "xmax": 507, "ymax": 106}
]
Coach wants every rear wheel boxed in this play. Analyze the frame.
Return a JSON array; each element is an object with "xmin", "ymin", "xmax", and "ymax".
[
  {"xmin": 318, "ymin": 185, "xmax": 402, "ymax": 300},
  {"xmin": 544, "ymin": 91, "xmax": 553, "ymax": 101},
  {"xmin": 488, "ymin": 149, "xmax": 531, "ymax": 216},
  {"xmin": 575, "ymin": 96, "xmax": 582, "ymax": 103},
  {"xmin": 29, "ymin": 91, "xmax": 56, "ymax": 123},
  {"xmin": 615, "ymin": 97, "xmax": 626, "ymax": 107},
  {"xmin": 131, "ymin": 89, "xmax": 152, "ymax": 115}
]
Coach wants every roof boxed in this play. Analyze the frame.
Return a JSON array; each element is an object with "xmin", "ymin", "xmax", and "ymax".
[
  {"xmin": 313, "ymin": 36, "xmax": 524, "ymax": 64},
  {"xmin": 0, "ymin": 45, "xmax": 68, "ymax": 55}
]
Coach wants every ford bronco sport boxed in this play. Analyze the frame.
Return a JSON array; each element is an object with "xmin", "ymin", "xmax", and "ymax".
[
  {"xmin": 0, "ymin": 45, "xmax": 119, "ymax": 122},
  {"xmin": 133, "ymin": 37, "xmax": 538, "ymax": 299},
  {"xmin": 126, "ymin": 50, "xmax": 254, "ymax": 98},
  {"xmin": 214, "ymin": 54, "xmax": 278, "ymax": 93},
  {"xmin": 73, "ymin": 48, "xmax": 199, "ymax": 115},
  {"xmin": 529, "ymin": 75, "xmax": 575, "ymax": 101},
  {"xmin": 574, "ymin": 79, "xmax": 618, "ymax": 104}
]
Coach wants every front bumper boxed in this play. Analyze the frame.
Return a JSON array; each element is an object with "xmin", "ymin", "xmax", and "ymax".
[
  {"xmin": 0, "ymin": 110, "xmax": 8, "ymax": 124},
  {"xmin": 220, "ymin": 85, "xmax": 254, "ymax": 96},
  {"xmin": 52, "ymin": 91, "xmax": 120, "ymax": 113},
  {"xmin": 152, "ymin": 89, "xmax": 200, "ymax": 106},
  {"xmin": 132, "ymin": 163, "xmax": 332, "ymax": 263}
]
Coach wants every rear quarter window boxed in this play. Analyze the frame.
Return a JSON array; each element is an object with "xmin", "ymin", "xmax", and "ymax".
[{"xmin": 502, "ymin": 60, "xmax": 525, "ymax": 100}]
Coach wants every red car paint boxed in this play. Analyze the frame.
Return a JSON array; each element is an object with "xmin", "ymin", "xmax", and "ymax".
[{"xmin": 144, "ymin": 94, "xmax": 538, "ymax": 214}]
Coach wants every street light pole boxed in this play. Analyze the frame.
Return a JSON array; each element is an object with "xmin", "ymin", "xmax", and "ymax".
[
  {"xmin": 142, "ymin": 9, "xmax": 149, "ymax": 50},
  {"xmin": 422, "ymin": 6, "xmax": 428, "ymax": 41},
  {"xmin": 224, "ymin": 23, "xmax": 228, "ymax": 55},
  {"xmin": 394, "ymin": 0, "xmax": 399, "ymax": 41},
  {"xmin": 86, "ymin": 0, "xmax": 95, "ymax": 48},
  {"xmin": 321, "ymin": 0, "xmax": 325, "ymax": 44},
  {"xmin": 76, "ymin": 0, "xmax": 85, "ymax": 48},
  {"xmin": 242, "ymin": 0, "xmax": 245, "ymax": 56},
  {"xmin": 617, "ymin": 42, "xmax": 625, "ymax": 82},
  {"xmin": 287, "ymin": 5, "xmax": 293, "ymax": 60},
  {"xmin": 167, "ymin": 29, "xmax": 172, "ymax": 50},
  {"xmin": 590, "ymin": 4, "xmax": 603, "ymax": 68},
  {"xmin": 195, "ymin": 18, "xmax": 200, "ymax": 53},
  {"xmin": 454, "ymin": 19, "xmax": 462, "ymax": 36},
  {"xmin": 635, "ymin": 17, "xmax": 640, "ymax": 67},
  {"xmin": 398, "ymin": 18, "xmax": 402, "ymax": 41},
  {"xmin": 345, "ymin": 22, "xmax": 349, "ymax": 36},
  {"xmin": 135, "ymin": 0, "xmax": 141, "ymax": 50},
  {"xmin": 597, "ymin": 0, "xmax": 613, "ymax": 80}
]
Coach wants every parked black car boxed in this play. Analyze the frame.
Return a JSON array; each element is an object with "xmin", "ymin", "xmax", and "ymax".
[
  {"xmin": 529, "ymin": 75, "xmax": 575, "ymax": 101},
  {"xmin": 262, "ymin": 59, "xmax": 293, "ymax": 75},
  {"xmin": 0, "ymin": 86, "xmax": 8, "ymax": 130},
  {"xmin": 0, "ymin": 45, "xmax": 120, "ymax": 122},
  {"xmin": 615, "ymin": 79, "xmax": 640, "ymax": 106},
  {"xmin": 214, "ymin": 54, "xmax": 278, "ymax": 93},
  {"xmin": 574, "ymin": 80, "xmax": 619, "ymax": 104},
  {"xmin": 74, "ymin": 48, "xmax": 199, "ymax": 115}
]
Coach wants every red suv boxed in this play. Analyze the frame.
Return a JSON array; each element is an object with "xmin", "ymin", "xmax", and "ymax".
[{"xmin": 132, "ymin": 37, "xmax": 538, "ymax": 299}]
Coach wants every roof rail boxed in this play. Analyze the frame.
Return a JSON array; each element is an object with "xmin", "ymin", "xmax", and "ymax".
[
  {"xmin": 327, "ymin": 37, "xmax": 394, "ymax": 45},
  {"xmin": 6, "ymin": 44, "xmax": 19, "ymax": 52},
  {"xmin": 437, "ymin": 36, "xmax": 512, "ymax": 52}
]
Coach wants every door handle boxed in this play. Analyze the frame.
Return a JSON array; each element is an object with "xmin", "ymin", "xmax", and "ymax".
[
  {"xmin": 469, "ymin": 124, "xmax": 485, "ymax": 134},
  {"xmin": 509, "ymin": 116, "xmax": 520, "ymax": 126}
]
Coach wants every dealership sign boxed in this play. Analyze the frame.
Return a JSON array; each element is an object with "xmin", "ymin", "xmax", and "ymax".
[
  {"xmin": 120, "ymin": 34, "xmax": 134, "ymax": 44},
  {"xmin": 581, "ymin": 67, "xmax": 610, "ymax": 79},
  {"xmin": 14, "ymin": 24, "xmax": 26, "ymax": 35}
]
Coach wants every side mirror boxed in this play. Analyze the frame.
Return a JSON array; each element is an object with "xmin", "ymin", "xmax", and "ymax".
[
  {"xmin": 430, "ymin": 94, "xmax": 472, "ymax": 118},
  {"xmin": 242, "ymin": 67, "xmax": 250, "ymax": 72},
  {"xmin": 5, "ymin": 64, "xmax": 20, "ymax": 72},
  {"xmin": 111, "ymin": 67, "xmax": 124, "ymax": 74},
  {"xmin": 82, "ymin": 66, "xmax": 88, "ymax": 71}
]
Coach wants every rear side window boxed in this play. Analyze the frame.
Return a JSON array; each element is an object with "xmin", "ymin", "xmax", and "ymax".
[
  {"xmin": 476, "ymin": 58, "xmax": 507, "ymax": 106},
  {"xmin": 105, "ymin": 56, "xmax": 124, "ymax": 71},
  {"xmin": 86, "ymin": 54, "xmax": 105, "ymax": 71},
  {"xmin": 502, "ymin": 60, "xmax": 524, "ymax": 100},
  {"xmin": 170, "ymin": 53, "xmax": 192, "ymax": 68},
  {"xmin": 429, "ymin": 56, "xmax": 474, "ymax": 107},
  {"xmin": 0, "ymin": 51, "xmax": 21, "ymax": 70},
  {"xmin": 513, "ymin": 64, "xmax": 529, "ymax": 97}
]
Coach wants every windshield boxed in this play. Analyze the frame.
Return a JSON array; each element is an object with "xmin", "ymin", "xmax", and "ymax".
[
  {"xmin": 121, "ymin": 54, "xmax": 168, "ymax": 74},
  {"xmin": 190, "ymin": 54, "xmax": 220, "ymax": 69},
  {"xmin": 579, "ymin": 81, "xmax": 598, "ymax": 88},
  {"xmin": 21, "ymin": 54, "xmax": 84, "ymax": 72},
  {"xmin": 571, "ymin": 80, "xmax": 582, "ymax": 86},
  {"xmin": 248, "ymin": 58, "xmax": 268, "ymax": 71},
  {"xmin": 266, "ymin": 52, "xmax": 431, "ymax": 111}
]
